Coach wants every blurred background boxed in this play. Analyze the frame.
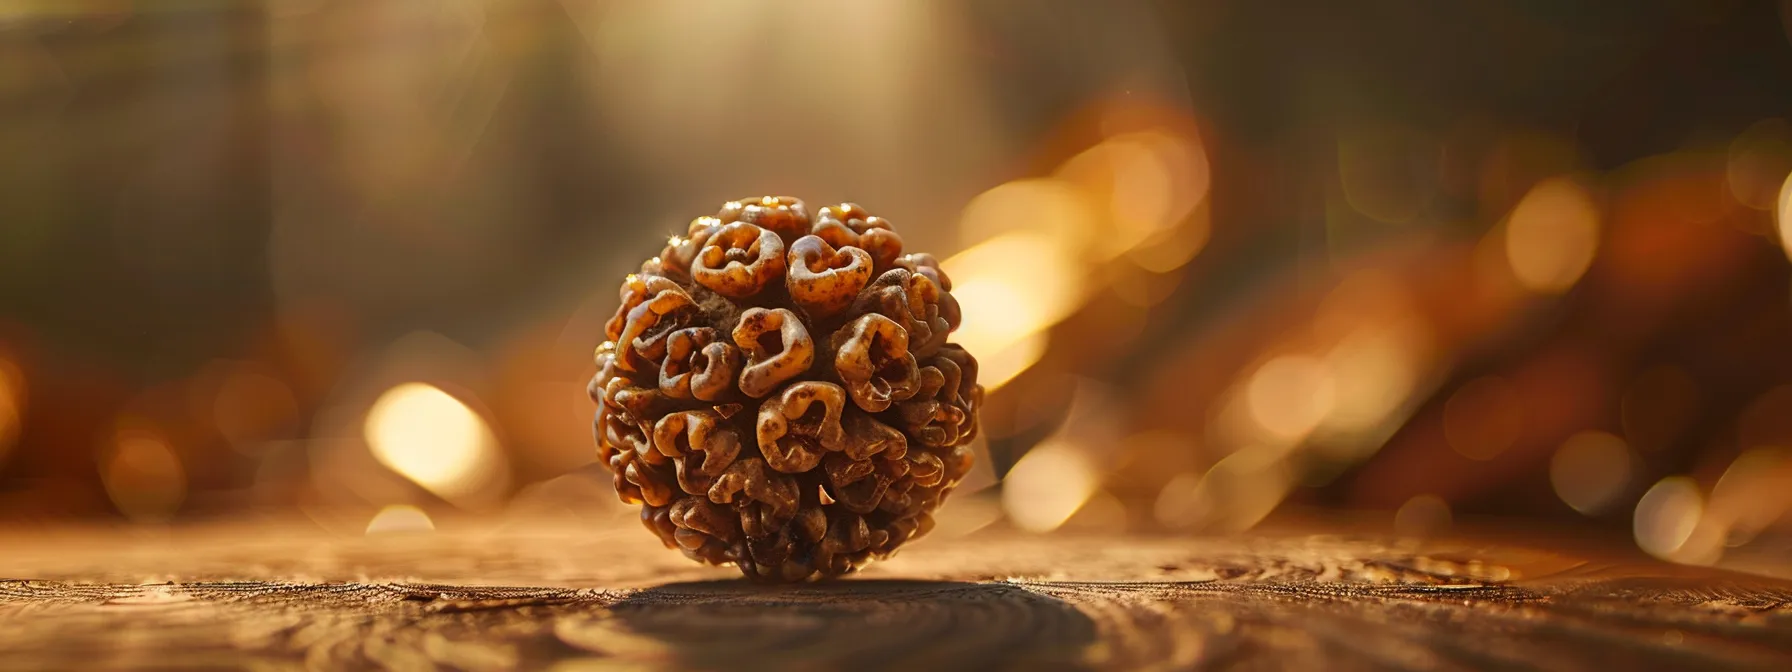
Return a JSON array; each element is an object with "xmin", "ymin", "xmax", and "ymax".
[{"xmin": 5, "ymin": 0, "xmax": 1792, "ymax": 576}]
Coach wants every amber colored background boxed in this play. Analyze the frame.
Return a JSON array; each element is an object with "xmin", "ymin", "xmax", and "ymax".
[{"xmin": 4, "ymin": 0, "xmax": 1792, "ymax": 576}]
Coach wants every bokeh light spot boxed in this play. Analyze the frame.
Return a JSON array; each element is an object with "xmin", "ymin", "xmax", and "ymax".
[
  {"xmin": 1125, "ymin": 208, "xmax": 1211, "ymax": 273},
  {"xmin": 1002, "ymin": 442, "xmax": 1098, "ymax": 533},
  {"xmin": 1198, "ymin": 447, "xmax": 1293, "ymax": 532},
  {"xmin": 102, "ymin": 431, "xmax": 187, "ymax": 522},
  {"xmin": 366, "ymin": 504, "xmax": 436, "ymax": 535},
  {"xmin": 944, "ymin": 232, "xmax": 1083, "ymax": 356},
  {"xmin": 1549, "ymin": 431, "xmax": 1634, "ymax": 515},
  {"xmin": 364, "ymin": 382, "xmax": 504, "ymax": 503},
  {"xmin": 1055, "ymin": 131, "xmax": 1209, "ymax": 260},
  {"xmin": 1634, "ymin": 476, "xmax": 1703, "ymax": 560},
  {"xmin": 1706, "ymin": 448, "xmax": 1792, "ymax": 548},
  {"xmin": 1393, "ymin": 494, "xmax": 1452, "ymax": 537},
  {"xmin": 1320, "ymin": 323, "xmax": 1426, "ymax": 438},
  {"xmin": 1061, "ymin": 137, "xmax": 1173, "ymax": 246},
  {"xmin": 1727, "ymin": 118, "xmax": 1792, "ymax": 210},
  {"xmin": 1705, "ymin": 448, "xmax": 1792, "ymax": 551},
  {"xmin": 1245, "ymin": 355, "xmax": 1336, "ymax": 441},
  {"xmin": 1153, "ymin": 471, "xmax": 1207, "ymax": 531},
  {"xmin": 957, "ymin": 179, "xmax": 1094, "ymax": 249},
  {"xmin": 1504, "ymin": 177, "xmax": 1600, "ymax": 293},
  {"xmin": 0, "ymin": 358, "xmax": 22, "ymax": 467},
  {"xmin": 1058, "ymin": 490, "xmax": 1128, "ymax": 533},
  {"xmin": 977, "ymin": 332, "xmax": 1047, "ymax": 392},
  {"xmin": 1779, "ymin": 168, "xmax": 1792, "ymax": 261}
]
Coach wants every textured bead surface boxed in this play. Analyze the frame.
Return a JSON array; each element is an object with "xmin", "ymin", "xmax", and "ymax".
[{"xmin": 590, "ymin": 197, "xmax": 981, "ymax": 581}]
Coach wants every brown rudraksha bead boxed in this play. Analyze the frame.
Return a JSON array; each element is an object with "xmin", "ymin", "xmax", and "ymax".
[{"xmin": 590, "ymin": 197, "xmax": 981, "ymax": 581}]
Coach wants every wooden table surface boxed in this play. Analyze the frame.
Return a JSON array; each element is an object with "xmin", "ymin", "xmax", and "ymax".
[{"xmin": 3, "ymin": 509, "xmax": 1791, "ymax": 671}]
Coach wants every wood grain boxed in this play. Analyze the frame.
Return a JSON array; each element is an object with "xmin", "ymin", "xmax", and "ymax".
[{"xmin": 2, "ymin": 516, "xmax": 1790, "ymax": 670}]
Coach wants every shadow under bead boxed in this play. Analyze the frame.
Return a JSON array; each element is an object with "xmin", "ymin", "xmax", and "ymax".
[{"xmin": 589, "ymin": 196, "xmax": 983, "ymax": 582}]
